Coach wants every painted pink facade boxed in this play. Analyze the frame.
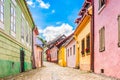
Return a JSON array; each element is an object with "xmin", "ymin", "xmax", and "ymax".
[
  {"xmin": 94, "ymin": 0, "xmax": 120, "ymax": 78},
  {"xmin": 50, "ymin": 46, "xmax": 58, "ymax": 63},
  {"xmin": 33, "ymin": 27, "xmax": 43, "ymax": 68},
  {"xmin": 66, "ymin": 38, "xmax": 76, "ymax": 68}
]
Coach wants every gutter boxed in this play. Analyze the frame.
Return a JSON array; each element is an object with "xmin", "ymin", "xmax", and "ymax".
[
  {"xmin": 32, "ymin": 27, "xmax": 36, "ymax": 69},
  {"xmin": 91, "ymin": 0, "xmax": 94, "ymax": 72}
]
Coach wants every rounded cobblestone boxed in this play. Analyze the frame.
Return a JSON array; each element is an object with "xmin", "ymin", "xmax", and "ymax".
[{"xmin": 1, "ymin": 62, "xmax": 118, "ymax": 80}]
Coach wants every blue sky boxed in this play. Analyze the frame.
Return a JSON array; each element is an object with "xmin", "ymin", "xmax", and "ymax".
[{"xmin": 27, "ymin": 0, "xmax": 84, "ymax": 41}]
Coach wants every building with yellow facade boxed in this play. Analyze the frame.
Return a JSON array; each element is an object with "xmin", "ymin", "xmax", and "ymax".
[
  {"xmin": 74, "ymin": 0, "xmax": 92, "ymax": 71},
  {"xmin": 57, "ymin": 34, "xmax": 73, "ymax": 67},
  {"xmin": 58, "ymin": 46, "xmax": 66, "ymax": 67}
]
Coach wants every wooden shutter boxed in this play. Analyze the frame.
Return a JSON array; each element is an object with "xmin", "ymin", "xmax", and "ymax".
[
  {"xmin": 118, "ymin": 15, "xmax": 120, "ymax": 47},
  {"xmin": 81, "ymin": 39, "xmax": 85, "ymax": 55},
  {"xmin": 86, "ymin": 35, "xmax": 90, "ymax": 50},
  {"xmin": 102, "ymin": 27, "xmax": 105, "ymax": 50},
  {"xmin": 99, "ymin": 27, "xmax": 105, "ymax": 52},
  {"xmin": 99, "ymin": 29, "xmax": 102, "ymax": 51}
]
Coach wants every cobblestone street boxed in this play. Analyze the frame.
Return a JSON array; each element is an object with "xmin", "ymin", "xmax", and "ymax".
[{"xmin": 1, "ymin": 62, "xmax": 117, "ymax": 80}]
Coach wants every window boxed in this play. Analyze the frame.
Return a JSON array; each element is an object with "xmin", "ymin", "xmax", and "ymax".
[
  {"xmin": 118, "ymin": 15, "xmax": 120, "ymax": 47},
  {"xmin": 68, "ymin": 49, "xmax": 69, "ymax": 57},
  {"xmin": 86, "ymin": 34, "xmax": 90, "ymax": 53},
  {"xmin": 26, "ymin": 23, "xmax": 29, "ymax": 43},
  {"xmin": 73, "ymin": 45, "xmax": 75, "ymax": 55},
  {"xmin": 70, "ymin": 47, "xmax": 72, "ymax": 55},
  {"xmin": 0, "ymin": 0, "xmax": 4, "ymax": 22},
  {"xmin": 0, "ymin": 0, "xmax": 4, "ymax": 29},
  {"xmin": 99, "ymin": 0, "xmax": 106, "ymax": 10},
  {"xmin": 10, "ymin": 4, "xmax": 16, "ymax": 37},
  {"xmin": 81, "ymin": 39, "xmax": 85, "ymax": 55},
  {"xmin": 99, "ymin": 27, "xmax": 105, "ymax": 52},
  {"xmin": 29, "ymin": 31, "xmax": 32, "ymax": 46},
  {"xmin": 21, "ymin": 15, "xmax": 24, "ymax": 41}
]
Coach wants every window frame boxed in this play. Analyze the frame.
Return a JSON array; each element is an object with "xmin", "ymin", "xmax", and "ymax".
[
  {"xmin": 21, "ymin": 14, "xmax": 25, "ymax": 43},
  {"xmin": 70, "ymin": 47, "xmax": 72, "ymax": 56},
  {"xmin": 0, "ymin": 0, "xmax": 4, "ymax": 30},
  {"xmin": 86, "ymin": 34, "xmax": 90, "ymax": 54},
  {"xmin": 99, "ymin": 27, "xmax": 105, "ymax": 52},
  {"xmin": 81, "ymin": 38, "xmax": 85, "ymax": 56},
  {"xmin": 98, "ymin": 0, "xmax": 106, "ymax": 14},
  {"xmin": 118, "ymin": 15, "xmax": 120, "ymax": 47},
  {"xmin": 10, "ymin": 3, "xmax": 16, "ymax": 37},
  {"xmin": 73, "ymin": 45, "xmax": 75, "ymax": 55}
]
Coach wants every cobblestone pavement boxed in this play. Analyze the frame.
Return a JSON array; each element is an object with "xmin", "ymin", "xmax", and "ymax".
[{"xmin": 1, "ymin": 62, "xmax": 118, "ymax": 80}]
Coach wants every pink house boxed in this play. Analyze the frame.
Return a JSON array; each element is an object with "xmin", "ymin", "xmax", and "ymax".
[
  {"xmin": 50, "ymin": 46, "xmax": 58, "ymax": 63},
  {"xmin": 33, "ymin": 27, "xmax": 43, "ymax": 68},
  {"xmin": 47, "ymin": 35, "xmax": 66, "ymax": 63},
  {"xmin": 94, "ymin": 0, "xmax": 120, "ymax": 79},
  {"xmin": 65, "ymin": 35, "xmax": 76, "ymax": 68}
]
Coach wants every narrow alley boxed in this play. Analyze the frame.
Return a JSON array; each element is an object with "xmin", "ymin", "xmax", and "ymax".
[{"xmin": 1, "ymin": 62, "xmax": 116, "ymax": 80}]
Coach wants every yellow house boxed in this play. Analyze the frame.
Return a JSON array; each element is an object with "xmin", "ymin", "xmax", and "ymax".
[
  {"xmin": 57, "ymin": 34, "xmax": 73, "ymax": 67},
  {"xmin": 74, "ymin": 1, "xmax": 92, "ymax": 71},
  {"xmin": 58, "ymin": 46, "xmax": 66, "ymax": 67}
]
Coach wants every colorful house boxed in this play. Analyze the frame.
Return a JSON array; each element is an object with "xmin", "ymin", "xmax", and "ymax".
[
  {"xmin": 94, "ymin": 0, "xmax": 120, "ymax": 78},
  {"xmin": 47, "ymin": 35, "xmax": 66, "ymax": 63},
  {"xmin": 65, "ymin": 35, "xmax": 76, "ymax": 68},
  {"xmin": 0, "ymin": 0, "xmax": 35, "ymax": 77},
  {"xmin": 50, "ymin": 45, "xmax": 58, "ymax": 63},
  {"xmin": 33, "ymin": 27, "xmax": 43, "ymax": 68},
  {"xmin": 57, "ymin": 34, "xmax": 73, "ymax": 67},
  {"xmin": 46, "ymin": 48, "xmax": 51, "ymax": 62},
  {"xmin": 58, "ymin": 46, "xmax": 66, "ymax": 67},
  {"xmin": 74, "ymin": 0, "xmax": 92, "ymax": 71}
]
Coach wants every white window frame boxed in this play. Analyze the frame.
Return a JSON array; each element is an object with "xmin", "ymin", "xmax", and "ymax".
[
  {"xmin": 26, "ymin": 22, "xmax": 29, "ymax": 46},
  {"xmin": 10, "ymin": 4, "xmax": 16, "ymax": 37},
  {"xmin": 0, "ymin": 0, "xmax": 4, "ymax": 29},
  {"xmin": 21, "ymin": 14, "xmax": 25, "ymax": 43},
  {"xmin": 98, "ymin": 0, "xmax": 106, "ymax": 14}
]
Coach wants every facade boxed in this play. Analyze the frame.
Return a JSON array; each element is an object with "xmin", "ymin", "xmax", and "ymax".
[
  {"xmin": 47, "ymin": 35, "xmax": 66, "ymax": 63},
  {"xmin": 46, "ymin": 49, "xmax": 51, "ymax": 62},
  {"xmin": 58, "ymin": 46, "xmax": 66, "ymax": 67},
  {"xmin": 94, "ymin": 0, "xmax": 120, "ymax": 78},
  {"xmin": 50, "ymin": 46, "xmax": 58, "ymax": 63},
  {"xmin": 65, "ymin": 36, "xmax": 76, "ymax": 68},
  {"xmin": 0, "ymin": 0, "xmax": 34, "ymax": 77},
  {"xmin": 33, "ymin": 27, "xmax": 43, "ymax": 68},
  {"xmin": 74, "ymin": 0, "xmax": 92, "ymax": 71},
  {"xmin": 43, "ymin": 47, "xmax": 47, "ymax": 61},
  {"xmin": 57, "ymin": 34, "xmax": 73, "ymax": 67}
]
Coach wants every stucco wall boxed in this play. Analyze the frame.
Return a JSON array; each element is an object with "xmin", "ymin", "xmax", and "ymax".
[
  {"xmin": 58, "ymin": 46, "xmax": 66, "ymax": 67},
  {"xmin": 77, "ymin": 19, "xmax": 91, "ymax": 71},
  {"xmin": 50, "ymin": 46, "xmax": 58, "ymax": 62},
  {"xmin": 94, "ymin": 0, "xmax": 120, "ymax": 78},
  {"xmin": 66, "ymin": 40, "xmax": 76, "ymax": 68},
  {"xmin": 0, "ymin": 0, "xmax": 33, "ymax": 77}
]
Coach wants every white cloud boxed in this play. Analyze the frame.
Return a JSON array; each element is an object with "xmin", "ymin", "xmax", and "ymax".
[
  {"xmin": 37, "ymin": 0, "xmax": 50, "ymax": 9},
  {"xmin": 51, "ymin": 10, "xmax": 55, "ymax": 14},
  {"xmin": 27, "ymin": 0, "xmax": 35, "ymax": 8},
  {"xmin": 39, "ymin": 23, "xmax": 74, "ymax": 41},
  {"xmin": 56, "ymin": 21, "xmax": 62, "ymax": 25}
]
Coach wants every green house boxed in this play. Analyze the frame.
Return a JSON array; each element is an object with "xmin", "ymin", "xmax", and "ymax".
[{"xmin": 0, "ymin": 0, "xmax": 35, "ymax": 77}]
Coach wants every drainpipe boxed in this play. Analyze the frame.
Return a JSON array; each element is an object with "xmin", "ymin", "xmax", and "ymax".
[
  {"xmin": 32, "ymin": 27, "xmax": 36, "ymax": 69},
  {"xmin": 86, "ymin": 0, "xmax": 94, "ymax": 72},
  {"xmin": 91, "ymin": 0, "xmax": 94, "ymax": 72}
]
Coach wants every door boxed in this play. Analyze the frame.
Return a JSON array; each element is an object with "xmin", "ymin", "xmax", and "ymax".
[{"xmin": 20, "ymin": 50, "xmax": 25, "ymax": 72}]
